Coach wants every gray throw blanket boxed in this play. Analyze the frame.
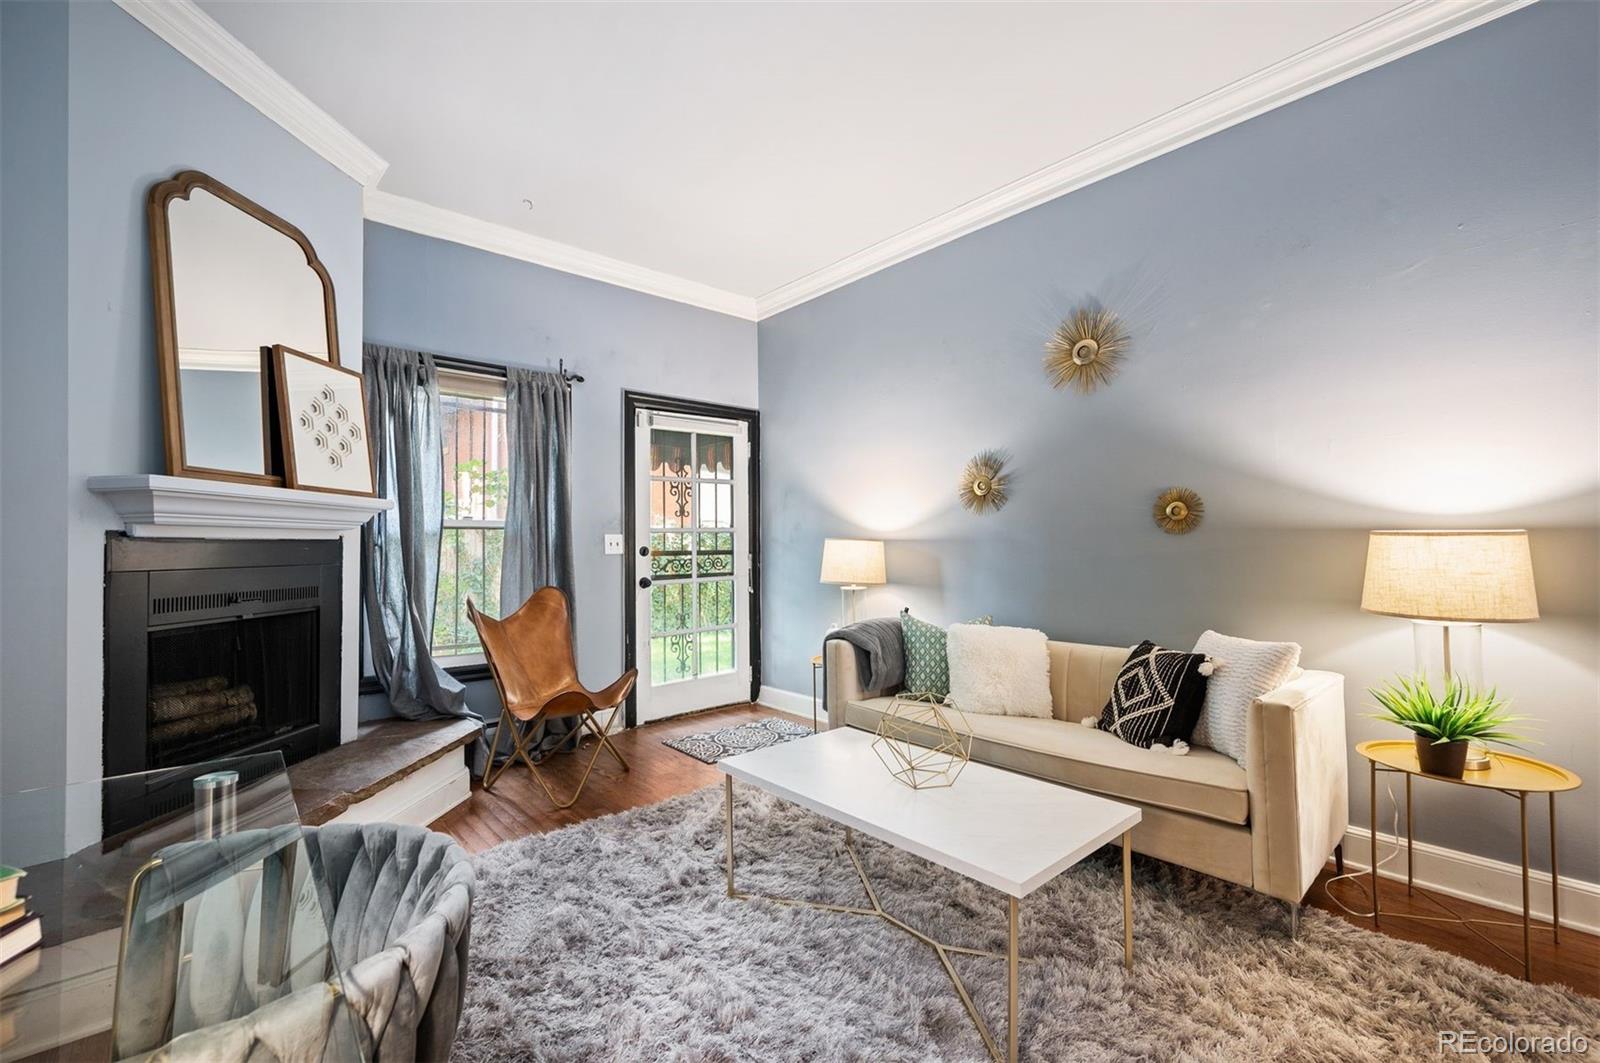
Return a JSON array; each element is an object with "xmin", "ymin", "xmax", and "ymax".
[{"xmin": 823, "ymin": 616, "xmax": 905, "ymax": 693}]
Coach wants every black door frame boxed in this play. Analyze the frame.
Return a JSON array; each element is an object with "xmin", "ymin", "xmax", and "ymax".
[{"xmin": 622, "ymin": 390, "xmax": 761, "ymax": 727}]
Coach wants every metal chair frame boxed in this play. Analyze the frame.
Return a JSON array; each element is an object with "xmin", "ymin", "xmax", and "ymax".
[{"xmin": 482, "ymin": 704, "xmax": 630, "ymax": 808}]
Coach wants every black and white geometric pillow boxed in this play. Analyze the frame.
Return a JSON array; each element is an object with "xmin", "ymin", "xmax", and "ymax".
[{"xmin": 1095, "ymin": 640, "xmax": 1213, "ymax": 750}]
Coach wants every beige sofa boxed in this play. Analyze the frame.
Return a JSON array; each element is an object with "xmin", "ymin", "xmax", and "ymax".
[{"xmin": 825, "ymin": 637, "xmax": 1349, "ymax": 919}]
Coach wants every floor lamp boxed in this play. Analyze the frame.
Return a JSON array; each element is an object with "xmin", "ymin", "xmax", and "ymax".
[
  {"xmin": 820, "ymin": 538, "xmax": 886, "ymax": 628},
  {"xmin": 1360, "ymin": 529, "xmax": 1540, "ymax": 771}
]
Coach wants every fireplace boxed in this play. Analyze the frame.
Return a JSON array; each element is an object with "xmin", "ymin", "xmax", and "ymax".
[{"xmin": 103, "ymin": 536, "xmax": 341, "ymax": 833}]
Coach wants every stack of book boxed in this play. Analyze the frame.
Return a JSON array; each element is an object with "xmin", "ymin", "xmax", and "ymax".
[{"xmin": 0, "ymin": 866, "xmax": 40, "ymax": 1048}]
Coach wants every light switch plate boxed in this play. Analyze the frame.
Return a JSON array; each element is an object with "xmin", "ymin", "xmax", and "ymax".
[{"xmin": 603, "ymin": 533, "xmax": 624, "ymax": 555}]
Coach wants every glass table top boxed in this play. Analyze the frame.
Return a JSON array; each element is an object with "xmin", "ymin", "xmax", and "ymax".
[{"xmin": 0, "ymin": 753, "xmax": 364, "ymax": 1062}]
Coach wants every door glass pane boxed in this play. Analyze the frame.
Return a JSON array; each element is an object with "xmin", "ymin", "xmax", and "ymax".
[
  {"xmin": 650, "ymin": 633, "xmax": 697, "ymax": 685},
  {"xmin": 697, "ymin": 433, "xmax": 733, "ymax": 479},
  {"xmin": 697, "ymin": 578, "xmax": 735, "ymax": 627},
  {"xmin": 651, "ymin": 478, "xmax": 693, "ymax": 530},
  {"xmin": 699, "ymin": 483, "xmax": 733, "ymax": 529},
  {"xmin": 651, "ymin": 430, "xmax": 691, "ymax": 477},
  {"xmin": 695, "ymin": 532, "xmax": 732, "ymax": 576},
  {"xmin": 705, "ymin": 628, "xmax": 734, "ymax": 677},
  {"xmin": 651, "ymin": 582, "xmax": 691, "ymax": 633},
  {"xmin": 650, "ymin": 532, "xmax": 692, "ymax": 579}
]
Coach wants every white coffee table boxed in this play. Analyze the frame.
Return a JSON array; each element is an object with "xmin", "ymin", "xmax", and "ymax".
[{"xmin": 718, "ymin": 727, "xmax": 1141, "ymax": 1063}]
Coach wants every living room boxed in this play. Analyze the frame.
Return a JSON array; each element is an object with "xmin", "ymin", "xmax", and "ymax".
[{"xmin": 0, "ymin": 1, "xmax": 1595, "ymax": 1059}]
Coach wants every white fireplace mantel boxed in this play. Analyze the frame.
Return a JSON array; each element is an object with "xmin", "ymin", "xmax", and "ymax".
[
  {"xmin": 87, "ymin": 474, "xmax": 391, "ymax": 537},
  {"xmin": 88, "ymin": 474, "xmax": 392, "ymax": 747}
]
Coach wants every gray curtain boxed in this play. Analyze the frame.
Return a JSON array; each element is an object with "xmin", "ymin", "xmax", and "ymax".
[
  {"xmin": 500, "ymin": 367, "xmax": 575, "ymax": 610},
  {"xmin": 498, "ymin": 367, "xmax": 577, "ymax": 758},
  {"xmin": 361, "ymin": 344, "xmax": 473, "ymax": 725}
]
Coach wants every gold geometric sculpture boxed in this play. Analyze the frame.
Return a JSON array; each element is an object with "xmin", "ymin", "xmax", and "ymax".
[
  {"xmin": 1154, "ymin": 486, "xmax": 1204, "ymax": 534},
  {"xmin": 1044, "ymin": 305, "xmax": 1128, "ymax": 393},
  {"xmin": 872, "ymin": 692, "xmax": 973, "ymax": 789},
  {"xmin": 958, "ymin": 449, "xmax": 1011, "ymax": 514}
]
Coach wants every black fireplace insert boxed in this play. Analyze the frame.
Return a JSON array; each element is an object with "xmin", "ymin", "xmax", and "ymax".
[{"xmin": 103, "ymin": 536, "xmax": 341, "ymax": 834}]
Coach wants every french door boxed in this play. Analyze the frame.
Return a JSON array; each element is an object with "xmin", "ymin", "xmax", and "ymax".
[{"xmin": 631, "ymin": 409, "xmax": 752, "ymax": 722}]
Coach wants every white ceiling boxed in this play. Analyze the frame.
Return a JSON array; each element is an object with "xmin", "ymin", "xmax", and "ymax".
[{"xmin": 201, "ymin": 1, "xmax": 1408, "ymax": 306}]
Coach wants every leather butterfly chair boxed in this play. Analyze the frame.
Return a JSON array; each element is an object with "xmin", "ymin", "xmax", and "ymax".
[{"xmin": 466, "ymin": 587, "xmax": 637, "ymax": 807}]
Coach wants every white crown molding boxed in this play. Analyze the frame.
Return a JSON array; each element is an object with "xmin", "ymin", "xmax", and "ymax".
[
  {"xmin": 754, "ymin": 0, "xmax": 1537, "ymax": 319},
  {"xmin": 113, "ymin": 0, "xmax": 388, "ymax": 187},
  {"xmin": 364, "ymin": 189, "xmax": 759, "ymax": 321}
]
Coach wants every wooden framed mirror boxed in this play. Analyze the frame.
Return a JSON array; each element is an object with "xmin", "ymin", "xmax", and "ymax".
[{"xmin": 147, "ymin": 170, "xmax": 340, "ymax": 486}]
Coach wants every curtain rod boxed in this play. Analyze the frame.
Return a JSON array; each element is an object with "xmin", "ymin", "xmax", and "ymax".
[{"xmin": 432, "ymin": 352, "xmax": 584, "ymax": 385}]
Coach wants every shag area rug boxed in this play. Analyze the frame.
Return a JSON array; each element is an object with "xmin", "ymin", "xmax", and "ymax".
[
  {"xmin": 454, "ymin": 786, "xmax": 1599, "ymax": 1061},
  {"xmin": 663, "ymin": 716, "xmax": 812, "ymax": 764}
]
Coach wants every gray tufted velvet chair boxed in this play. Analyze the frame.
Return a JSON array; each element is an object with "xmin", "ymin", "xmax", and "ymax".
[
  {"xmin": 113, "ymin": 823, "xmax": 473, "ymax": 1063},
  {"xmin": 307, "ymin": 824, "xmax": 474, "ymax": 1061}
]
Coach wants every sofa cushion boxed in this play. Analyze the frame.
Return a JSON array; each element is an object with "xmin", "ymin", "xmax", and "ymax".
[
  {"xmin": 847, "ymin": 697, "xmax": 1249, "ymax": 825},
  {"xmin": 1045, "ymin": 641, "xmax": 1130, "ymax": 722}
]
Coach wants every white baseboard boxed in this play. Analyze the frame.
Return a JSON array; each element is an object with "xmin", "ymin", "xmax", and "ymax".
[
  {"xmin": 326, "ymin": 752, "xmax": 471, "ymax": 828},
  {"xmin": 1340, "ymin": 826, "xmax": 1600, "ymax": 935},
  {"xmin": 757, "ymin": 685, "xmax": 816, "ymax": 724}
]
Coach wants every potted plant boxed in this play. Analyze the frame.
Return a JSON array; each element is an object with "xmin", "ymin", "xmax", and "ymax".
[{"xmin": 1367, "ymin": 674, "xmax": 1531, "ymax": 778}]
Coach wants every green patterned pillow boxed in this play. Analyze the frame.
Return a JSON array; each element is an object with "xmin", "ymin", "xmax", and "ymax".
[{"xmin": 900, "ymin": 609, "xmax": 992, "ymax": 698}]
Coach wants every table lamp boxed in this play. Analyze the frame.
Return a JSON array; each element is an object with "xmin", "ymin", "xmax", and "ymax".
[
  {"xmin": 820, "ymin": 538, "xmax": 885, "ymax": 627},
  {"xmin": 1360, "ymin": 529, "xmax": 1539, "ymax": 770}
]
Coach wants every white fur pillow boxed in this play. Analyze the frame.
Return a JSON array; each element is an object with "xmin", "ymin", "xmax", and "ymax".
[{"xmin": 946, "ymin": 624, "xmax": 1053, "ymax": 718}]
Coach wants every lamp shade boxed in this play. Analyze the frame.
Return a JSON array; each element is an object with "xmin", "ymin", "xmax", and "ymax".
[
  {"xmin": 1360, "ymin": 530, "xmax": 1538, "ymax": 623},
  {"xmin": 820, "ymin": 538, "xmax": 886, "ymax": 587}
]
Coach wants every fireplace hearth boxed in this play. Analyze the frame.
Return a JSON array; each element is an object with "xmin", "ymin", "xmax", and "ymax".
[{"xmin": 103, "ymin": 536, "xmax": 341, "ymax": 834}]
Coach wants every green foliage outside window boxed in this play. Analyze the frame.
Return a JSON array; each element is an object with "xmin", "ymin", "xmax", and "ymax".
[{"xmin": 435, "ymin": 455, "xmax": 509, "ymax": 656}]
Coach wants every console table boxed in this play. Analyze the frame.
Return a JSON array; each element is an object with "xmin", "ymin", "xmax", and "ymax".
[{"xmin": 1357, "ymin": 739, "xmax": 1582, "ymax": 980}]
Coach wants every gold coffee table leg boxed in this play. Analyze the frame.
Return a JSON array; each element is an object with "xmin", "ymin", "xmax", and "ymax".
[
  {"xmin": 1122, "ymin": 830, "xmax": 1134, "ymax": 969},
  {"xmin": 1007, "ymin": 897, "xmax": 1019, "ymax": 1063},
  {"xmin": 724, "ymin": 776, "xmax": 735, "ymax": 897},
  {"xmin": 727, "ymin": 825, "xmax": 1036, "ymax": 1062}
]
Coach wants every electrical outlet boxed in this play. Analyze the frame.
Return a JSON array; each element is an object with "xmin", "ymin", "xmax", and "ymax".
[{"xmin": 603, "ymin": 533, "xmax": 624, "ymax": 555}]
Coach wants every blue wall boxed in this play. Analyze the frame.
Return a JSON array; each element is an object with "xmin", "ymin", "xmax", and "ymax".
[
  {"xmin": 0, "ymin": 1, "xmax": 364, "ymax": 792},
  {"xmin": 1, "ymin": 0, "xmax": 71, "ymax": 799},
  {"xmin": 362, "ymin": 222, "xmax": 758, "ymax": 720},
  {"xmin": 758, "ymin": 3, "xmax": 1599, "ymax": 878}
]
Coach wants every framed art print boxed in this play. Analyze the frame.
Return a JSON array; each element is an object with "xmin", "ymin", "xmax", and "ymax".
[{"xmin": 272, "ymin": 345, "xmax": 375, "ymax": 496}]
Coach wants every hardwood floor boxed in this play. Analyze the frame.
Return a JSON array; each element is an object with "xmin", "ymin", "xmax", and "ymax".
[
  {"xmin": 1308, "ymin": 863, "xmax": 1599, "ymax": 997},
  {"xmin": 432, "ymin": 703, "xmax": 1598, "ymax": 998},
  {"xmin": 430, "ymin": 702, "xmax": 787, "ymax": 851}
]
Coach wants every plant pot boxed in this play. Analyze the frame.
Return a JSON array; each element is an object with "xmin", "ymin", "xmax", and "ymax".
[{"xmin": 1414, "ymin": 735, "xmax": 1469, "ymax": 778}]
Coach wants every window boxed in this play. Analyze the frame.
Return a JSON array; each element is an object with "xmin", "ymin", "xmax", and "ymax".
[{"xmin": 433, "ymin": 369, "xmax": 508, "ymax": 662}]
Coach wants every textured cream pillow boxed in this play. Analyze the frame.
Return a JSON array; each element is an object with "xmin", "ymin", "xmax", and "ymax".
[
  {"xmin": 946, "ymin": 624, "xmax": 1053, "ymax": 718},
  {"xmin": 1189, "ymin": 629, "xmax": 1302, "ymax": 765}
]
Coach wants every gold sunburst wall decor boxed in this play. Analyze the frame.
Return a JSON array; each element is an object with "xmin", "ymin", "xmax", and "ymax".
[
  {"xmin": 1044, "ymin": 305, "xmax": 1128, "ymax": 394},
  {"xmin": 959, "ymin": 450, "xmax": 1011, "ymax": 513},
  {"xmin": 1154, "ymin": 487, "xmax": 1204, "ymax": 534}
]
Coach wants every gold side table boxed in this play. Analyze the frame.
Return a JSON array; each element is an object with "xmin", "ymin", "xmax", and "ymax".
[
  {"xmin": 810, "ymin": 654, "xmax": 823, "ymax": 732},
  {"xmin": 1356, "ymin": 739, "xmax": 1582, "ymax": 980}
]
